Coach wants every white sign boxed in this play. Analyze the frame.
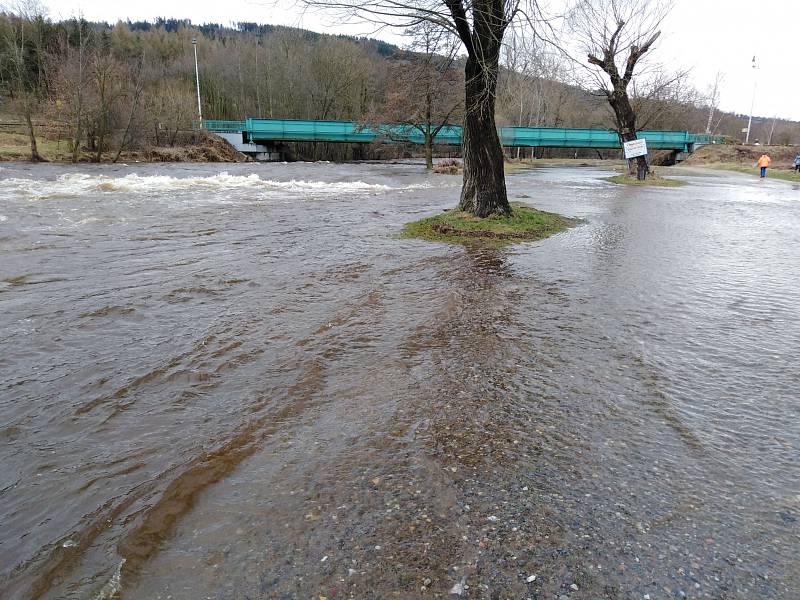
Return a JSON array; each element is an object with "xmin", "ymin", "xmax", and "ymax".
[{"xmin": 623, "ymin": 138, "xmax": 648, "ymax": 159}]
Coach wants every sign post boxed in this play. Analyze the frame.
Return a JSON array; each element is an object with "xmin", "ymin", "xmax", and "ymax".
[
  {"xmin": 623, "ymin": 138, "xmax": 648, "ymax": 160},
  {"xmin": 623, "ymin": 138, "xmax": 648, "ymax": 180}
]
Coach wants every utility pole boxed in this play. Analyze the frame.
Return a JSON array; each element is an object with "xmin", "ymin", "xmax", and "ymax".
[
  {"xmin": 745, "ymin": 56, "xmax": 757, "ymax": 144},
  {"xmin": 192, "ymin": 37, "xmax": 202, "ymax": 124}
]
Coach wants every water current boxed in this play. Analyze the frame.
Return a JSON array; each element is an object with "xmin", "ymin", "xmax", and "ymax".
[{"xmin": 1, "ymin": 161, "xmax": 798, "ymax": 599}]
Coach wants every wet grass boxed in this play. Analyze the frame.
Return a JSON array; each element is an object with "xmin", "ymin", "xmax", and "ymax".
[
  {"xmin": 605, "ymin": 174, "xmax": 686, "ymax": 187},
  {"xmin": 400, "ymin": 203, "xmax": 575, "ymax": 246}
]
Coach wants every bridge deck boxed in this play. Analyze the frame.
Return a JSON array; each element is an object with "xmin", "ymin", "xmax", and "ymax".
[{"xmin": 204, "ymin": 119, "xmax": 719, "ymax": 151}]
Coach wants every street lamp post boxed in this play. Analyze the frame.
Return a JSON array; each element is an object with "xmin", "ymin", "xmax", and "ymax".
[
  {"xmin": 745, "ymin": 56, "xmax": 757, "ymax": 144},
  {"xmin": 192, "ymin": 38, "xmax": 202, "ymax": 125}
]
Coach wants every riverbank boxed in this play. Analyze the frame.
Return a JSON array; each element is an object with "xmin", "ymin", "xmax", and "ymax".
[
  {"xmin": 0, "ymin": 130, "xmax": 247, "ymax": 163},
  {"xmin": 683, "ymin": 143, "xmax": 800, "ymax": 181}
]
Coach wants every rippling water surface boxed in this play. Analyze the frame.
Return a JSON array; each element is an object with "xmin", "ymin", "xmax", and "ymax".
[{"xmin": 1, "ymin": 162, "xmax": 798, "ymax": 599}]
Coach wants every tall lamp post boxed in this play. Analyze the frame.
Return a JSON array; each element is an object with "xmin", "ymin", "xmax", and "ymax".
[
  {"xmin": 192, "ymin": 37, "xmax": 202, "ymax": 125},
  {"xmin": 745, "ymin": 56, "xmax": 757, "ymax": 144}
]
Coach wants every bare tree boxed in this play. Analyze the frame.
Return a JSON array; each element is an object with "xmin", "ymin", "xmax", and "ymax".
[
  {"xmin": 704, "ymin": 70, "xmax": 723, "ymax": 134},
  {"xmin": 146, "ymin": 79, "xmax": 195, "ymax": 147},
  {"xmin": 295, "ymin": 0, "xmax": 546, "ymax": 217},
  {"xmin": 49, "ymin": 15, "xmax": 90, "ymax": 162},
  {"xmin": 498, "ymin": 32, "xmax": 571, "ymax": 156},
  {"xmin": 369, "ymin": 23, "xmax": 462, "ymax": 169},
  {"xmin": 567, "ymin": 0, "xmax": 672, "ymax": 179},
  {"xmin": 87, "ymin": 51, "xmax": 124, "ymax": 161},
  {"xmin": 630, "ymin": 70, "xmax": 695, "ymax": 130},
  {"xmin": 2, "ymin": 0, "xmax": 49, "ymax": 161},
  {"xmin": 113, "ymin": 51, "xmax": 145, "ymax": 162}
]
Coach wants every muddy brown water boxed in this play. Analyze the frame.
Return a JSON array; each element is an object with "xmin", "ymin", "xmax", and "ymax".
[{"xmin": 0, "ymin": 162, "xmax": 798, "ymax": 599}]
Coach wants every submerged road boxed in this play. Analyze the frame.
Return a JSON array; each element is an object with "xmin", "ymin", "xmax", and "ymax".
[{"xmin": 0, "ymin": 162, "xmax": 798, "ymax": 599}]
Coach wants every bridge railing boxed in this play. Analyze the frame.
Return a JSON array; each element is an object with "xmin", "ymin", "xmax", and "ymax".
[
  {"xmin": 204, "ymin": 120, "xmax": 247, "ymax": 133},
  {"xmin": 687, "ymin": 133, "xmax": 725, "ymax": 145},
  {"xmin": 204, "ymin": 118, "xmax": 722, "ymax": 150}
]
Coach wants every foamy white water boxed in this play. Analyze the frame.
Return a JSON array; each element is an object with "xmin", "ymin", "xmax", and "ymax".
[{"xmin": 0, "ymin": 171, "xmax": 430, "ymax": 201}]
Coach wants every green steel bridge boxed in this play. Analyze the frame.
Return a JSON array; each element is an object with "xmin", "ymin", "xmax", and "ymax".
[{"xmin": 204, "ymin": 118, "xmax": 721, "ymax": 159}]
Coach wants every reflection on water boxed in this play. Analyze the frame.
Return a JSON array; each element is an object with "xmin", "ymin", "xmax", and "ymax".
[{"xmin": 0, "ymin": 162, "xmax": 798, "ymax": 599}]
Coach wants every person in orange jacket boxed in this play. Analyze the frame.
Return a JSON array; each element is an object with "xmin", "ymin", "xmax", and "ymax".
[{"xmin": 756, "ymin": 153, "xmax": 771, "ymax": 178}]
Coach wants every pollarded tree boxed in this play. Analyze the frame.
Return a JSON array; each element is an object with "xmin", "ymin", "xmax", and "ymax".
[
  {"xmin": 567, "ymin": 0, "xmax": 672, "ymax": 179},
  {"xmin": 297, "ymin": 0, "xmax": 545, "ymax": 217}
]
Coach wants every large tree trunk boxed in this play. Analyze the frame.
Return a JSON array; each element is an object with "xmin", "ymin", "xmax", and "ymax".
[
  {"xmin": 611, "ymin": 90, "xmax": 648, "ymax": 180},
  {"xmin": 458, "ymin": 53, "xmax": 510, "ymax": 217}
]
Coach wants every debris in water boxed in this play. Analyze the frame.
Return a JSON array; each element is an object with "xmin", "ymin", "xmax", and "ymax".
[{"xmin": 449, "ymin": 579, "xmax": 466, "ymax": 595}]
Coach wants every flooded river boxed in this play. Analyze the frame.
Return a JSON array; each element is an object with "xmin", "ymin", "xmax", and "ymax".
[{"xmin": 1, "ymin": 162, "xmax": 798, "ymax": 599}]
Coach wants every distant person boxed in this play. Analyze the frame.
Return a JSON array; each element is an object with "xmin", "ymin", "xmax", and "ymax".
[
  {"xmin": 794, "ymin": 154, "xmax": 800, "ymax": 173},
  {"xmin": 756, "ymin": 153, "xmax": 772, "ymax": 178}
]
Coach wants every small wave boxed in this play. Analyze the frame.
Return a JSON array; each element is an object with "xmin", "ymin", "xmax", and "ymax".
[
  {"xmin": 0, "ymin": 172, "xmax": 425, "ymax": 199},
  {"xmin": 0, "ymin": 214, "xmax": 7, "ymax": 222}
]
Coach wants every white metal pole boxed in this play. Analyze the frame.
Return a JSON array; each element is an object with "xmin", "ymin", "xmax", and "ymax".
[
  {"xmin": 745, "ymin": 57, "xmax": 757, "ymax": 144},
  {"xmin": 192, "ymin": 38, "xmax": 202, "ymax": 124}
]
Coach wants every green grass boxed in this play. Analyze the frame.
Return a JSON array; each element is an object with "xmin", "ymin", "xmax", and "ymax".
[
  {"xmin": 703, "ymin": 163, "xmax": 800, "ymax": 183},
  {"xmin": 400, "ymin": 203, "xmax": 575, "ymax": 246},
  {"xmin": 605, "ymin": 174, "xmax": 686, "ymax": 187}
]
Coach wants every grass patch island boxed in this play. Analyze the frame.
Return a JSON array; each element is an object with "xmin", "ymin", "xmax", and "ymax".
[
  {"xmin": 401, "ymin": 203, "xmax": 574, "ymax": 246},
  {"xmin": 605, "ymin": 173, "xmax": 686, "ymax": 187}
]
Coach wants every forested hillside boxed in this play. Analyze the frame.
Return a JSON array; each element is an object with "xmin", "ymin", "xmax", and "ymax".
[{"xmin": 1, "ymin": 14, "xmax": 798, "ymax": 162}]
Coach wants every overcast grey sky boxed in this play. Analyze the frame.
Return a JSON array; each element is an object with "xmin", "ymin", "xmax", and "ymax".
[{"xmin": 42, "ymin": 0, "xmax": 799, "ymax": 122}]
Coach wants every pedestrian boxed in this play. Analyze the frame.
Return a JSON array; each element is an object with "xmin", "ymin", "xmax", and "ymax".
[
  {"xmin": 756, "ymin": 153, "xmax": 771, "ymax": 178},
  {"xmin": 794, "ymin": 154, "xmax": 800, "ymax": 173}
]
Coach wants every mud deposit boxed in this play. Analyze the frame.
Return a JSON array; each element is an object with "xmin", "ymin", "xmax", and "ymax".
[{"xmin": 1, "ymin": 163, "xmax": 798, "ymax": 599}]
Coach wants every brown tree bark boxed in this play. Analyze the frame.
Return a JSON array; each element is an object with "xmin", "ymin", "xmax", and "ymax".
[
  {"xmin": 448, "ymin": 0, "xmax": 511, "ymax": 217},
  {"xmin": 611, "ymin": 89, "xmax": 648, "ymax": 179},
  {"xmin": 459, "ymin": 54, "xmax": 509, "ymax": 216}
]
